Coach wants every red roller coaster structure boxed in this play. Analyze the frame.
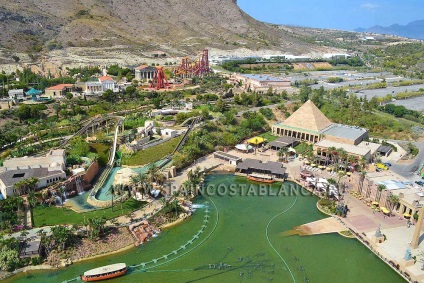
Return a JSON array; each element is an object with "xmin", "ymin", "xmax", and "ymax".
[
  {"xmin": 150, "ymin": 66, "xmax": 170, "ymax": 89},
  {"xmin": 174, "ymin": 49, "xmax": 211, "ymax": 78}
]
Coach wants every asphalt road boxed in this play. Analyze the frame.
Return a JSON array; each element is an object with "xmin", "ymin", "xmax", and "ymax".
[{"xmin": 387, "ymin": 141, "xmax": 424, "ymax": 180}]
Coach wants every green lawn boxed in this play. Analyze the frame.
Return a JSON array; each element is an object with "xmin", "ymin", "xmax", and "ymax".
[
  {"xmin": 259, "ymin": 131, "xmax": 278, "ymax": 142},
  {"xmin": 121, "ymin": 136, "xmax": 182, "ymax": 166},
  {"xmin": 33, "ymin": 198, "xmax": 146, "ymax": 227}
]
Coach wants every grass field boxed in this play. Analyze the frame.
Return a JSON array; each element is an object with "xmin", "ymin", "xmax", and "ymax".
[
  {"xmin": 121, "ymin": 136, "xmax": 182, "ymax": 166},
  {"xmin": 33, "ymin": 198, "xmax": 146, "ymax": 227},
  {"xmin": 258, "ymin": 131, "xmax": 278, "ymax": 142}
]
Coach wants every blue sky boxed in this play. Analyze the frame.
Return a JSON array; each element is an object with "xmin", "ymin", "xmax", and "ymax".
[{"xmin": 237, "ymin": 0, "xmax": 424, "ymax": 30}]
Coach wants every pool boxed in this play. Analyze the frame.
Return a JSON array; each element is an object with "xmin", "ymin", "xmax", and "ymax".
[{"xmin": 8, "ymin": 174, "xmax": 405, "ymax": 283}]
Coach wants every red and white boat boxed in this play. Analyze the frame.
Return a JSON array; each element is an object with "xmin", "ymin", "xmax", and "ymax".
[{"xmin": 80, "ymin": 263, "xmax": 127, "ymax": 282}]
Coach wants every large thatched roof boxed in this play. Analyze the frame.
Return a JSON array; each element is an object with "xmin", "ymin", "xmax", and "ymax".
[{"xmin": 282, "ymin": 100, "xmax": 332, "ymax": 132}]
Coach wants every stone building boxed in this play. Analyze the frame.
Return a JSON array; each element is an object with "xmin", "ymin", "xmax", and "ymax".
[{"xmin": 135, "ymin": 65, "xmax": 157, "ymax": 81}]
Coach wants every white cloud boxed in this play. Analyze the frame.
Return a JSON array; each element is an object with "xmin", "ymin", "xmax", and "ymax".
[{"xmin": 360, "ymin": 3, "xmax": 379, "ymax": 9}]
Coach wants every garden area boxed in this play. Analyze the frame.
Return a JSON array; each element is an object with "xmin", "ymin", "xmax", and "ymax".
[
  {"xmin": 32, "ymin": 198, "xmax": 146, "ymax": 227},
  {"xmin": 121, "ymin": 136, "xmax": 182, "ymax": 166}
]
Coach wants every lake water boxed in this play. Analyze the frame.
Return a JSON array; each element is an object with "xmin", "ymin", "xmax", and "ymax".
[{"xmin": 7, "ymin": 174, "xmax": 404, "ymax": 283}]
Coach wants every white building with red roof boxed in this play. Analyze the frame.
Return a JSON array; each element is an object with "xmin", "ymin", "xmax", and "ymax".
[{"xmin": 85, "ymin": 76, "xmax": 118, "ymax": 94}]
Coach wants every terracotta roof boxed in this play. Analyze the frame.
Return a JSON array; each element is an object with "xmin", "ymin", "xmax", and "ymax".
[
  {"xmin": 99, "ymin": 76, "xmax": 114, "ymax": 82},
  {"xmin": 135, "ymin": 65, "xmax": 148, "ymax": 70},
  {"xmin": 279, "ymin": 100, "xmax": 332, "ymax": 133},
  {"xmin": 45, "ymin": 84, "xmax": 73, "ymax": 91}
]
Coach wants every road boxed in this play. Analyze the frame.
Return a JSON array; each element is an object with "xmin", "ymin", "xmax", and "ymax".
[{"xmin": 386, "ymin": 141, "xmax": 424, "ymax": 180}]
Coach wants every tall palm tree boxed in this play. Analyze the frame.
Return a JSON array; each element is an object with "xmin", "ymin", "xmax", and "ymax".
[
  {"xmin": 358, "ymin": 171, "xmax": 367, "ymax": 195},
  {"xmin": 58, "ymin": 186, "xmax": 65, "ymax": 210},
  {"xmin": 147, "ymin": 164, "xmax": 161, "ymax": 183},
  {"xmin": 387, "ymin": 194, "xmax": 400, "ymax": 214},
  {"xmin": 137, "ymin": 173, "xmax": 148, "ymax": 199},
  {"xmin": 376, "ymin": 184, "xmax": 386, "ymax": 203},
  {"xmin": 108, "ymin": 185, "xmax": 115, "ymax": 211}
]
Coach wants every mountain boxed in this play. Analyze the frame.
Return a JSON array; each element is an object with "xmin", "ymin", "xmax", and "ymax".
[
  {"xmin": 356, "ymin": 19, "xmax": 424, "ymax": 40},
  {"xmin": 0, "ymin": 0, "xmax": 328, "ymax": 58}
]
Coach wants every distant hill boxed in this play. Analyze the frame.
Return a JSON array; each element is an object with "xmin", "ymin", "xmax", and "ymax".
[
  {"xmin": 356, "ymin": 19, "xmax": 424, "ymax": 40},
  {"xmin": 0, "ymin": 0, "xmax": 325, "ymax": 56}
]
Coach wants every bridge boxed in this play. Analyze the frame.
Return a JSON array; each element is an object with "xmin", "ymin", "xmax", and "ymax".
[{"xmin": 61, "ymin": 115, "xmax": 124, "ymax": 146}]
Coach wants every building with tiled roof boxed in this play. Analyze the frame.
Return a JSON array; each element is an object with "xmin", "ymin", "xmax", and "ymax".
[
  {"xmin": 85, "ymin": 76, "xmax": 118, "ymax": 94},
  {"xmin": 44, "ymin": 84, "xmax": 74, "ymax": 98}
]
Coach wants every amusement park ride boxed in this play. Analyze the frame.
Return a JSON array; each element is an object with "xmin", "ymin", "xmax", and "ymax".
[
  {"xmin": 150, "ymin": 66, "xmax": 169, "ymax": 89},
  {"xmin": 174, "ymin": 49, "xmax": 211, "ymax": 78},
  {"xmin": 150, "ymin": 49, "xmax": 212, "ymax": 90}
]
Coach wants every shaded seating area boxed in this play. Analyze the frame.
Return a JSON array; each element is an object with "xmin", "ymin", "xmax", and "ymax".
[
  {"xmin": 377, "ymin": 145, "xmax": 393, "ymax": 157},
  {"xmin": 247, "ymin": 136, "xmax": 266, "ymax": 146},
  {"xmin": 19, "ymin": 239, "xmax": 42, "ymax": 258},
  {"xmin": 235, "ymin": 158, "xmax": 286, "ymax": 180},
  {"xmin": 268, "ymin": 136, "xmax": 299, "ymax": 150}
]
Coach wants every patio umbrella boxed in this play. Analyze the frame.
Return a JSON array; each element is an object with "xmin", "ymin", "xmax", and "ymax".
[
  {"xmin": 326, "ymin": 167, "xmax": 332, "ymax": 171},
  {"xmin": 381, "ymin": 207, "xmax": 390, "ymax": 214},
  {"xmin": 305, "ymin": 161, "xmax": 310, "ymax": 164}
]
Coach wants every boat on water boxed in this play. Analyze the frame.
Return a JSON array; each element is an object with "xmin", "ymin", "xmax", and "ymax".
[
  {"xmin": 247, "ymin": 173, "xmax": 275, "ymax": 183},
  {"xmin": 80, "ymin": 263, "xmax": 127, "ymax": 282}
]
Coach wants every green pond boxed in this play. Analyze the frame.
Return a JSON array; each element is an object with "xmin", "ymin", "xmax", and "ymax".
[{"xmin": 7, "ymin": 174, "xmax": 404, "ymax": 283}]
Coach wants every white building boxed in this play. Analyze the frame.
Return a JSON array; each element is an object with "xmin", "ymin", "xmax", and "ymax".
[
  {"xmin": 8, "ymin": 89, "xmax": 25, "ymax": 100},
  {"xmin": 0, "ymin": 149, "xmax": 67, "ymax": 198},
  {"xmin": 85, "ymin": 76, "xmax": 118, "ymax": 94},
  {"xmin": 161, "ymin": 128, "xmax": 177, "ymax": 138}
]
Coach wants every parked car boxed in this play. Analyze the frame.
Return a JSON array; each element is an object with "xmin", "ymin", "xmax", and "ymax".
[
  {"xmin": 376, "ymin": 163, "xmax": 389, "ymax": 170},
  {"xmin": 415, "ymin": 181, "xmax": 424, "ymax": 186},
  {"xmin": 383, "ymin": 162, "xmax": 392, "ymax": 167}
]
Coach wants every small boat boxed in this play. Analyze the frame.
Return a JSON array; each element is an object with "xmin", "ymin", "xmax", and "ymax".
[
  {"xmin": 247, "ymin": 174, "xmax": 275, "ymax": 183},
  {"xmin": 81, "ymin": 263, "xmax": 127, "ymax": 282}
]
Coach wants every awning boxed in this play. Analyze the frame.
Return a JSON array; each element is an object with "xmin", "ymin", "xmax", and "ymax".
[
  {"xmin": 288, "ymin": 147, "xmax": 296, "ymax": 153},
  {"xmin": 404, "ymin": 213, "xmax": 411, "ymax": 218},
  {"xmin": 326, "ymin": 167, "xmax": 332, "ymax": 171},
  {"xmin": 381, "ymin": 207, "xmax": 390, "ymax": 214},
  {"xmin": 235, "ymin": 144, "xmax": 253, "ymax": 151},
  {"xmin": 247, "ymin": 137, "xmax": 265, "ymax": 145},
  {"xmin": 305, "ymin": 161, "xmax": 310, "ymax": 164},
  {"xmin": 372, "ymin": 201, "xmax": 379, "ymax": 206}
]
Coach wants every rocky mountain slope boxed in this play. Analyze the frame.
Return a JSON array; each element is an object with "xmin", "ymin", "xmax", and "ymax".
[{"xmin": 0, "ymin": 0, "xmax": 335, "ymax": 62}]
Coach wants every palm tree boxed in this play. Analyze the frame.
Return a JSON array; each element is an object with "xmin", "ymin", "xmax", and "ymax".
[
  {"xmin": 108, "ymin": 185, "xmax": 115, "ymax": 211},
  {"xmin": 147, "ymin": 164, "xmax": 162, "ymax": 184},
  {"xmin": 137, "ymin": 173, "xmax": 148, "ymax": 199},
  {"xmin": 358, "ymin": 171, "xmax": 367, "ymax": 195},
  {"xmin": 387, "ymin": 194, "xmax": 400, "ymax": 214},
  {"xmin": 376, "ymin": 184, "xmax": 386, "ymax": 203},
  {"xmin": 281, "ymin": 147, "xmax": 289, "ymax": 163},
  {"xmin": 360, "ymin": 156, "xmax": 368, "ymax": 171},
  {"xmin": 58, "ymin": 186, "xmax": 65, "ymax": 210},
  {"xmin": 277, "ymin": 149, "xmax": 283, "ymax": 161}
]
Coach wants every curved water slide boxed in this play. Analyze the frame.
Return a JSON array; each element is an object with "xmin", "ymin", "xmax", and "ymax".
[{"xmin": 89, "ymin": 117, "xmax": 124, "ymax": 198}]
